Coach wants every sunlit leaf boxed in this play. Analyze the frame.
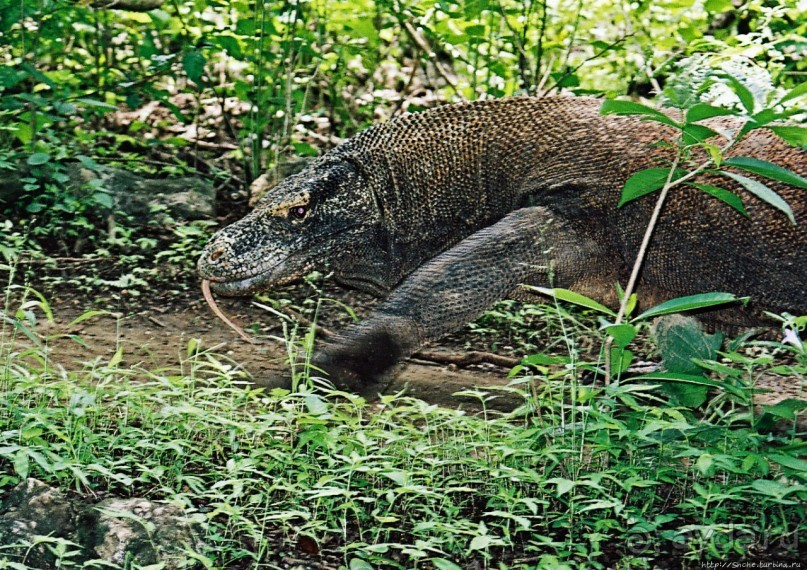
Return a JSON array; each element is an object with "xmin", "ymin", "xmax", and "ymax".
[
  {"xmin": 634, "ymin": 292, "xmax": 743, "ymax": 321},
  {"xmin": 724, "ymin": 156, "xmax": 807, "ymax": 189},
  {"xmin": 687, "ymin": 183, "xmax": 747, "ymax": 216},
  {"xmin": 685, "ymin": 103, "xmax": 734, "ymax": 123},
  {"xmin": 719, "ymin": 171, "xmax": 796, "ymax": 224},
  {"xmin": 528, "ymin": 287, "xmax": 616, "ymax": 316},
  {"xmin": 777, "ymin": 81, "xmax": 807, "ymax": 105},
  {"xmin": 769, "ymin": 126, "xmax": 807, "ymax": 148},
  {"xmin": 618, "ymin": 168, "xmax": 686, "ymax": 207},
  {"xmin": 605, "ymin": 324, "xmax": 637, "ymax": 349}
]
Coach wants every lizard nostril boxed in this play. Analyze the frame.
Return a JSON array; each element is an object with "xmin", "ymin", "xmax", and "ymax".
[{"xmin": 209, "ymin": 249, "xmax": 224, "ymax": 262}]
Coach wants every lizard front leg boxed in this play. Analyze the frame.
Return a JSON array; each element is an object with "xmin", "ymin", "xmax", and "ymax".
[{"xmin": 312, "ymin": 206, "xmax": 608, "ymax": 395}]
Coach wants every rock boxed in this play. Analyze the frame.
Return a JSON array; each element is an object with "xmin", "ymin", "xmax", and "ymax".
[
  {"xmin": 0, "ymin": 479, "xmax": 203, "ymax": 569},
  {"xmin": 0, "ymin": 162, "xmax": 216, "ymax": 225},
  {"xmin": 82, "ymin": 165, "xmax": 216, "ymax": 222},
  {"xmin": 0, "ymin": 478, "xmax": 77, "ymax": 567},
  {"xmin": 79, "ymin": 497, "xmax": 202, "ymax": 568}
]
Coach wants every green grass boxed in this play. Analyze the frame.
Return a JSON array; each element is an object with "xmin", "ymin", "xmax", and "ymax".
[{"xmin": 1, "ymin": 282, "xmax": 805, "ymax": 569}]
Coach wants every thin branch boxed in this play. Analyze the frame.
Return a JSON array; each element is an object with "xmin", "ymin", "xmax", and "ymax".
[
  {"xmin": 402, "ymin": 21, "xmax": 464, "ymax": 99},
  {"xmin": 411, "ymin": 350, "xmax": 520, "ymax": 369}
]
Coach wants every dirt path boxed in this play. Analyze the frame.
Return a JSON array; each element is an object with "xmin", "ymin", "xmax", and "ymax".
[
  {"xmin": 12, "ymin": 288, "xmax": 522, "ymax": 412},
  {"xmin": 7, "ymin": 283, "xmax": 803, "ymax": 417}
]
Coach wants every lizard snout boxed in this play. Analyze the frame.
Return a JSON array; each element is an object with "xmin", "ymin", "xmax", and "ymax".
[{"xmin": 197, "ymin": 240, "xmax": 234, "ymax": 279}]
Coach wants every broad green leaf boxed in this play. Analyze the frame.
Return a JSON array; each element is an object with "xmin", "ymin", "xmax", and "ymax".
[
  {"xmin": 469, "ymin": 535, "xmax": 495, "ymax": 551},
  {"xmin": 653, "ymin": 315, "xmax": 722, "ymax": 376},
  {"xmin": 768, "ymin": 453, "xmax": 807, "ymax": 473},
  {"xmin": 182, "ymin": 50, "xmax": 207, "ymax": 87},
  {"xmin": 619, "ymin": 168, "xmax": 687, "ymax": 207},
  {"xmin": 719, "ymin": 171, "xmax": 796, "ymax": 224},
  {"xmin": 724, "ymin": 156, "xmax": 807, "ymax": 189},
  {"xmin": 760, "ymin": 399, "xmax": 807, "ymax": 420},
  {"xmin": 750, "ymin": 108, "xmax": 779, "ymax": 126},
  {"xmin": 21, "ymin": 62, "xmax": 56, "ymax": 88},
  {"xmin": 14, "ymin": 123, "xmax": 33, "ymax": 145},
  {"xmin": 600, "ymin": 100, "xmax": 679, "ymax": 128},
  {"xmin": 625, "ymin": 371, "xmax": 745, "ymax": 398},
  {"xmin": 547, "ymin": 477, "xmax": 575, "ymax": 497},
  {"xmin": 304, "ymin": 394, "xmax": 329, "ymax": 415},
  {"xmin": 93, "ymin": 192, "xmax": 114, "ymax": 209},
  {"xmin": 432, "ymin": 559, "xmax": 463, "ymax": 570},
  {"xmin": 682, "ymin": 124, "xmax": 719, "ymax": 144},
  {"xmin": 687, "ymin": 183, "xmax": 747, "ymax": 217},
  {"xmin": 634, "ymin": 292, "xmax": 742, "ymax": 321},
  {"xmin": 522, "ymin": 353, "xmax": 568, "ymax": 366},
  {"xmin": 528, "ymin": 287, "xmax": 616, "ymax": 316},
  {"xmin": 348, "ymin": 558, "xmax": 374, "ymax": 570},
  {"xmin": 13, "ymin": 450, "xmax": 29, "ymax": 479},
  {"xmin": 76, "ymin": 97, "xmax": 118, "ymax": 110},
  {"xmin": 213, "ymin": 34, "xmax": 243, "ymax": 59},
  {"xmin": 718, "ymin": 74, "xmax": 755, "ymax": 114},
  {"xmin": 741, "ymin": 454, "xmax": 756, "ymax": 473},
  {"xmin": 610, "ymin": 347, "xmax": 634, "ymax": 374},
  {"xmin": 769, "ymin": 126, "xmax": 807, "ymax": 148},
  {"xmin": 749, "ymin": 479, "xmax": 802, "ymax": 499},
  {"xmin": 696, "ymin": 454, "xmax": 714, "ymax": 476},
  {"xmin": 605, "ymin": 324, "xmax": 637, "ymax": 349},
  {"xmin": 27, "ymin": 152, "xmax": 51, "ymax": 165},
  {"xmin": 778, "ymin": 81, "xmax": 807, "ymax": 105},
  {"xmin": 685, "ymin": 103, "xmax": 734, "ymax": 123},
  {"xmin": 705, "ymin": 0, "xmax": 732, "ymax": 12}
]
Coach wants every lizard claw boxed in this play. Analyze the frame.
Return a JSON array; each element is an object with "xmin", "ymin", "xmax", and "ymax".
[{"xmin": 310, "ymin": 328, "xmax": 405, "ymax": 398}]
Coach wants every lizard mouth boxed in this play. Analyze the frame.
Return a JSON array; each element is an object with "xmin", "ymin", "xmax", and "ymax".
[{"xmin": 201, "ymin": 259, "xmax": 293, "ymax": 297}]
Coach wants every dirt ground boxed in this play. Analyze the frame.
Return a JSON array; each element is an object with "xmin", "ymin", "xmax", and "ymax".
[
  {"xmin": 8, "ymin": 273, "xmax": 804, "ymax": 416},
  {"xmin": 8, "ymin": 277, "xmax": 524, "ymax": 410}
]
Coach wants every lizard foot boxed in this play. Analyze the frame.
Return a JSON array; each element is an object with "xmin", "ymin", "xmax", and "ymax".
[{"xmin": 310, "ymin": 328, "xmax": 404, "ymax": 398}]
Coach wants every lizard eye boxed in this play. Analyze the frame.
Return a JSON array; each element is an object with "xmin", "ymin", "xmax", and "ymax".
[{"xmin": 288, "ymin": 205, "xmax": 308, "ymax": 221}]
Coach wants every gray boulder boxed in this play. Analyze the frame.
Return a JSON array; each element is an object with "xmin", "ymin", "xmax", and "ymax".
[
  {"xmin": 79, "ymin": 497, "xmax": 202, "ymax": 568},
  {"xmin": 0, "ymin": 478, "xmax": 203, "ymax": 569}
]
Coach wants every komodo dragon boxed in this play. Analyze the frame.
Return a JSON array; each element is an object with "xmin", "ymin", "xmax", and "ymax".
[{"xmin": 198, "ymin": 96, "xmax": 806, "ymax": 394}]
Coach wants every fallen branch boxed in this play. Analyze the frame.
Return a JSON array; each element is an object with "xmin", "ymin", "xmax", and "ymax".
[{"xmin": 411, "ymin": 350, "xmax": 520, "ymax": 369}]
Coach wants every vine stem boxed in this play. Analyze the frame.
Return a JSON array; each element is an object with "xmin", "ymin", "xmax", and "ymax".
[
  {"xmin": 603, "ymin": 129, "xmax": 741, "ymax": 382},
  {"xmin": 603, "ymin": 151, "xmax": 680, "ymax": 382},
  {"xmin": 613, "ymin": 151, "xmax": 682, "ymax": 327}
]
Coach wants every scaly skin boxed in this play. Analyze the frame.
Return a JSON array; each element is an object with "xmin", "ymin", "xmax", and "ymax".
[{"xmin": 198, "ymin": 96, "xmax": 806, "ymax": 395}]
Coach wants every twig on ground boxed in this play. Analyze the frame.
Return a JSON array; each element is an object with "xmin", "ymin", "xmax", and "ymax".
[{"xmin": 411, "ymin": 350, "xmax": 520, "ymax": 369}]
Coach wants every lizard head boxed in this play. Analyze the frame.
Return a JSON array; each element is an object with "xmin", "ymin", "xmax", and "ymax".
[{"xmin": 198, "ymin": 156, "xmax": 378, "ymax": 296}]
